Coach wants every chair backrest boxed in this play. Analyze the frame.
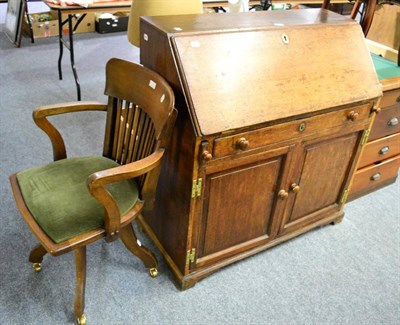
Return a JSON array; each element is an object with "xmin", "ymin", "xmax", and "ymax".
[
  {"xmin": 348, "ymin": 0, "xmax": 377, "ymax": 36},
  {"xmin": 364, "ymin": 1, "xmax": 400, "ymax": 65},
  {"xmin": 102, "ymin": 58, "xmax": 176, "ymax": 191}
]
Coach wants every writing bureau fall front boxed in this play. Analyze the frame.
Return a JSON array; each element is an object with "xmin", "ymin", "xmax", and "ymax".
[{"xmin": 138, "ymin": 9, "xmax": 382, "ymax": 290}]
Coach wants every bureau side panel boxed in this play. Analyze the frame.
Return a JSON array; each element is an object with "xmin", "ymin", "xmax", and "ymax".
[
  {"xmin": 140, "ymin": 19, "xmax": 181, "ymax": 90},
  {"xmin": 140, "ymin": 19, "xmax": 198, "ymax": 274},
  {"xmin": 142, "ymin": 95, "xmax": 197, "ymax": 274}
]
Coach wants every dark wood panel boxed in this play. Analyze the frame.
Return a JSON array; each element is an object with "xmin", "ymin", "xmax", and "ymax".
[
  {"xmin": 142, "ymin": 95, "xmax": 196, "ymax": 272},
  {"xmin": 200, "ymin": 157, "xmax": 283, "ymax": 256},
  {"xmin": 287, "ymin": 132, "xmax": 358, "ymax": 224}
]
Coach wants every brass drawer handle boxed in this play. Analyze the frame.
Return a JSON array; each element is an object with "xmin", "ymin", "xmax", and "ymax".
[
  {"xmin": 278, "ymin": 189, "xmax": 289, "ymax": 199},
  {"xmin": 370, "ymin": 173, "xmax": 381, "ymax": 181},
  {"xmin": 347, "ymin": 111, "xmax": 359, "ymax": 121},
  {"xmin": 379, "ymin": 146, "xmax": 389, "ymax": 155},
  {"xmin": 388, "ymin": 117, "xmax": 399, "ymax": 127},
  {"xmin": 396, "ymin": 96, "xmax": 400, "ymax": 103},
  {"xmin": 290, "ymin": 183, "xmax": 300, "ymax": 193},
  {"xmin": 237, "ymin": 137, "xmax": 249, "ymax": 151}
]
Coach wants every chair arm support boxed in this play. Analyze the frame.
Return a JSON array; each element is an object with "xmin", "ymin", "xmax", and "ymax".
[
  {"xmin": 33, "ymin": 102, "xmax": 107, "ymax": 161},
  {"xmin": 87, "ymin": 149, "xmax": 165, "ymax": 242},
  {"xmin": 88, "ymin": 149, "xmax": 165, "ymax": 187}
]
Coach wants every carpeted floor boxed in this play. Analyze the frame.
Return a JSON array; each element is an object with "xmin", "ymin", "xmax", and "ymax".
[{"xmin": 0, "ymin": 2, "xmax": 399, "ymax": 324}]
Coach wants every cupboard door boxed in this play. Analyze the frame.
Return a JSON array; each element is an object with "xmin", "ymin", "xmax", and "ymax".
[
  {"xmin": 194, "ymin": 146, "xmax": 293, "ymax": 268},
  {"xmin": 280, "ymin": 132, "xmax": 360, "ymax": 234}
]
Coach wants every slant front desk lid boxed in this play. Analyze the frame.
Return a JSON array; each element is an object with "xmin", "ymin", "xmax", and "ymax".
[{"xmin": 141, "ymin": 9, "xmax": 382, "ymax": 136}]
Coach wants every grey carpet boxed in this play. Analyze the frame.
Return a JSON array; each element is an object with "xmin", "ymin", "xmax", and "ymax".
[{"xmin": 1, "ymin": 3, "xmax": 399, "ymax": 324}]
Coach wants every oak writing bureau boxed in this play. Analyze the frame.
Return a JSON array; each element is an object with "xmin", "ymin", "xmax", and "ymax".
[{"xmin": 138, "ymin": 9, "xmax": 382, "ymax": 289}]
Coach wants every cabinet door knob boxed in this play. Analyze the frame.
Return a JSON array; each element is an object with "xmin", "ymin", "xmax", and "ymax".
[
  {"xmin": 347, "ymin": 111, "xmax": 359, "ymax": 121},
  {"xmin": 372, "ymin": 107, "xmax": 381, "ymax": 114},
  {"xmin": 388, "ymin": 117, "xmax": 399, "ymax": 127},
  {"xmin": 379, "ymin": 146, "xmax": 389, "ymax": 155},
  {"xmin": 278, "ymin": 189, "xmax": 289, "ymax": 199},
  {"xmin": 202, "ymin": 150, "xmax": 213, "ymax": 161},
  {"xmin": 290, "ymin": 183, "xmax": 300, "ymax": 193},
  {"xmin": 237, "ymin": 137, "xmax": 249, "ymax": 151},
  {"xmin": 370, "ymin": 173, "xmax": 381, "ymax": 181}
]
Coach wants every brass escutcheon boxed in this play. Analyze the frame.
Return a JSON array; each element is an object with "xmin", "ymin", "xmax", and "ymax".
[{"xmin": 281, "ymin": 33, "xmax": 289, "ymax": 45}]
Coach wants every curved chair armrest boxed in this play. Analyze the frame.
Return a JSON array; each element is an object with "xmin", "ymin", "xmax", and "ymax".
[
  {"xmin": 87, "ymin": 149, "xmax": 165, "ymax": 242},
  {"xmin": 33, "ymin": 102, "xmax": 107, "ymax": 161}
]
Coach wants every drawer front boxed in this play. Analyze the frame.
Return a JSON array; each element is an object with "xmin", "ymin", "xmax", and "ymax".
[
  {"xmin": 213, "ymin": 103, "xmax": 372, "ymax": 158},
  {"xmin": 369, "ymin": 104, "xmax": 400, "ymax": 141},
  {"xmin": 358, "ymin": 132, "xmax": 400, "ymax": 169},
  {"xmin": 380, "ymin": 88, "xmax": 400, "ymax": 108},
  {"xmin": 350, "ymin": 154, "xmax": 400, "ymax": 198}
]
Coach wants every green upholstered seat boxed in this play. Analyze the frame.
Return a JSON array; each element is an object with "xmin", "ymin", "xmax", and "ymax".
[
  {"xmin": 371, "ymin": 53, "xmax": 400, "ymax": 80},
  {"xmin": 16, "ymin": 156, "xmax": 139, "ymax": 244}
]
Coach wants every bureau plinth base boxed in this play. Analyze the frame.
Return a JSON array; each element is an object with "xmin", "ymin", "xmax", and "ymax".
[{"xmin": 139, "ymin": 211, "xmax": 345, "ymax": 290}]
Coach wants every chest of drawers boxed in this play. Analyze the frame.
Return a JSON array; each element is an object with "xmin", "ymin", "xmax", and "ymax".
[
  {"xmin": 138, "ymin": 9, "xmax": 382, "ymax": 289},
  {"xmin": 349, "ymin": 67, "xmax": 400, "ymax": 200}
]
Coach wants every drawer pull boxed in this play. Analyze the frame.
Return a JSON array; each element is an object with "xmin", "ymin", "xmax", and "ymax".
[
  {"xmin": 290, "ymin": 183, "xmax": 300, "ymax": 193},
  {"xmin": 372, "ymin": 107, "xmax": 381, "ymax": 114},
  {"xmin": 370, "ymin": 173, "xmax": 381, "ymax": 181},
  {"xmin": 202, "ymin": 150, "xmax": 213, "ymax": 161},
  {"xmin": 278, "ymin": 189, "xmax": 289, "ymax": 199},
  {"xmin": 347, "ymin": 111, "xmax": 359, "ymax": 121},
  {"xmin": 237, "ymin": 137, "xmax": 249, "ymax": 151},
  {"xmin": 379, "ymin": 146, "xmax": 389, "ymax": 155},
  {"xmin": 388, "ymin": 117, "xmax": 399, "ymax": 127},
  {"xmin": 396, "ymin": 96, "xmax": 400, "ymax": 103}
]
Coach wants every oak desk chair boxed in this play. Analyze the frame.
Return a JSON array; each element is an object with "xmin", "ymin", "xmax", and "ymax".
[
  {"xmin": 363, "ymin": 0, "xmax": 400, "ymax": 66},
  {"xmin": 322, "ymin": 0, "xmax": 377, "ymax": 35},
  {"xmin": 9, "ymin": 58, "xmax": 177, "ymax": 325},
  {"xmin": 349, "ymin": 0, "xmax": 378, "ymax": 36}
]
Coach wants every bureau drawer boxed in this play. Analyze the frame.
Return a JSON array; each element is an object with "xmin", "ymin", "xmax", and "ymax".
[
  {"xmin": 369, "ymin": 104, "xmax": 400, "ymax": 141},
  {"xmin": 380, "ymin": 88, "xmax": 400, "ymax": 108},
  {"xmin": 358, "ymin": 132, "xmax": 400, "ymax": 169},
  {"xmin": 350, "ymin": 154, "xmax": 400, "ymax": 199},
  {"xmin": 213, "ymin": 103, "xmax": 372, "ymax": 158}
]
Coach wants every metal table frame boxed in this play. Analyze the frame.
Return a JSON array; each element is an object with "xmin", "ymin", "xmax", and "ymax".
[{"xmin": 44, "ymin": 1, "xmax": 131, "ymax": 101}]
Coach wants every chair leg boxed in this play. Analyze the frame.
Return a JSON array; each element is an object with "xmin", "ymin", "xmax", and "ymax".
[
  {"xmin": 120, "ymin": 223, "xmax": 158, "ymax": 277},
  {"xmin": 74, "ymin": 246, "xmax": 87, "ymax": 325},
  {"xmin": 28, "ymin": 243, "xmax": 48, "ymax": 272}
]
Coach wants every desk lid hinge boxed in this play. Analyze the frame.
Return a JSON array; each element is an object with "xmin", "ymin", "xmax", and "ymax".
[
  {"xmin": 361, "ymin": 129, "xmax": 371, "ymax": 147},
  {"xmin": 192, "ymin": 178, "xmax": 202, "ymax": 198},
  {"xmin": 340, "ymin": 189, "xmax": 350, "ymax": 204},
  {"xmin": 186, "ymin": 248, "xmax": 196, "ymax": 266}
]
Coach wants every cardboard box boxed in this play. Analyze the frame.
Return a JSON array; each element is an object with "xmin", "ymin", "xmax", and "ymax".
[
  {"xmin": 23, "ymin": 11, "xmax": 95, "ymax": 39},
  {"xmin": 63, "ymin": 12, "xmax": 95, "ymax": 35},
  {"xmin": 23, "ymin": 11, "xmax": 58, "ymax": 38},
  {"xmin": 95, "ymin": 12, "xmax": 129, "ymax": 34}
]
